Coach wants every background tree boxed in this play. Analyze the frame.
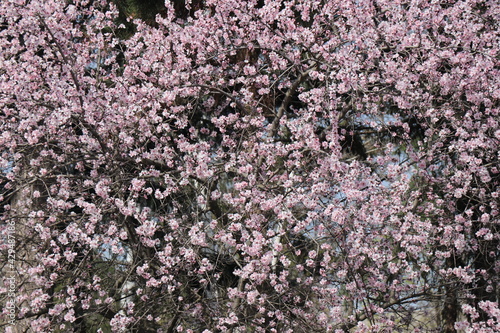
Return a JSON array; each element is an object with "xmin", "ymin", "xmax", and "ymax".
[{"xmin": 1, "ymin": 0, "xmax": 499, "ymax": 332}]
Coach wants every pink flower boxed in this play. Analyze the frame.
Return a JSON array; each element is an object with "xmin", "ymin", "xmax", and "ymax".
[{"xmin": 64, "ymin": 309, "xmax": 76, "ymax": 323}]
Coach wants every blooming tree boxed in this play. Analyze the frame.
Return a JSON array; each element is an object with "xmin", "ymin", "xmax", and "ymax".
[{"xmin": 0, "ymin": 0, "xmax": 499, "ymax": 332}]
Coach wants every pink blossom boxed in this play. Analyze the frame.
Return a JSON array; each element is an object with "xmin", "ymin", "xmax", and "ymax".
[{"xmin": 1, "ymin": 0, "xmax": 498, "ymax": 331}]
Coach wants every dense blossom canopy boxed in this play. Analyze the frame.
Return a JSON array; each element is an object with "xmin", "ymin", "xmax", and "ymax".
[{"xmin": 0, "ymin": 0, "xmax": 499, "ymax": 332}]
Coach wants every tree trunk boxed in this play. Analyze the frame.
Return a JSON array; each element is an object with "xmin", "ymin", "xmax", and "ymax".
[{"xmin": 442, "ymin": 285, "xmax": 458, "ymax": 333}]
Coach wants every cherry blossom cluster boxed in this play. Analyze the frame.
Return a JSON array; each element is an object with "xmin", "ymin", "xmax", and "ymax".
[{"xmin": 0, "ymin": 0, "xmax": 498, "ymax": 332}]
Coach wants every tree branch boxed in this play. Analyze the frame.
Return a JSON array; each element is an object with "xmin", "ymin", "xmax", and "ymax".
[{"xmin": 269, "ymin": 65, "xmax": 317, "ymax": 138}]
